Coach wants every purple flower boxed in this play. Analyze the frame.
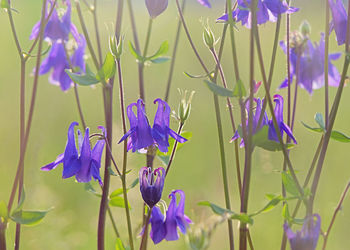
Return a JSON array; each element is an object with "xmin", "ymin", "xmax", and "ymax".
[
  {"xmin": 41, "ymin": 122, "xmax": 105, "ymax": 185},
  {"xmin": 119, "ymin": 99, "xmax": 187, "ymax": 153},
  {"xmin": 39, "ymin": 35, "xmax": 86, "ymax": 91},
  {"xmin": 152, "ymin": 99, "xmax": 187, "ymax": 153},
  {"xmin": 231, "ymin": 98, "xmax": 268, "ymax": 146},
  {"xmin": 119, "ymin": 99, "xmax": 154, "ymax": 152},
  {"xmin": 139, "ymin": 167, "xmax": 165, "ymax": 208},
  {"xmin": 284, "ymin": 214, "xmax": 321, "ymax": 250},
  {"xmin": 197, "ymin": 0, "xmax": 211, "ymax": 8},
  {"xmin": 217, "ymin": 0, "xmax": 298, "ymax": 28},
  {"xmin": 268, "ymin": 95, "xmax": 296, "ymax": 143},
  {"xmin": 30, "ymin": 0, "xmax": 79, "ymax": 42},
  {"xmin": 148, "ymin": 190, "xmax": 192, "ymax": 244},
  {"xmin": 280, "ymin": 33, "xmax": 341, "ymax": 94},
  {"xmin": 329, "ymin": 0, "xmax": 348, "ymax": 46},
  {"xmin": 145, "ymin": 0, "xmax": 168, "ymax": 18}
]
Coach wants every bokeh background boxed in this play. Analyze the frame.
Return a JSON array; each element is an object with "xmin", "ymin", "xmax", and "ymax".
[{"xmin": 1, "ymin": 0, "xmax": 350, "ymax": 249}]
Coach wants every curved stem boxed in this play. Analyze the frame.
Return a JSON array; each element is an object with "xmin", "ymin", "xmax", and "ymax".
[
  {"xmin": 164, "ymin": 0, "xmax": 185, "ymax": 102},
  {"xmin": 93, "ymin": 0, "xmax": 103, "ymax": 66},
  {"xmin": 324, "ymin": 0, "xmax": 330, "ymax": 128},
  {"xmin": 165, "ymin": 123, "xmax": 184, "ymax": 177}
]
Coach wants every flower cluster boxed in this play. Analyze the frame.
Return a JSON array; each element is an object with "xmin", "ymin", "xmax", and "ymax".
[
  {"xmin": 217, "ymin": 0, "xmax": 298, "ymax": 28},
  {"xmin": 280, "ymin": 33, "xmax": 341, "ymax": 94},
  {"xmin": 31, "ymin": 0, "xmax": 86, "ymax": 91},
  {"xmin": 119, "ymin": 98, "xmax": 187, "ymax": 153},
  {"xmin": 232, "ymin": 95, "xmax": 296, "ymax": 146},
  {"xmin": 148, "ymin": 190, "xmax": 192, "ymax": 244},
  {"xmin": 41, "ymin": 122, "xmax": 105, "ymax": 185},
  {"xmin": 284, "ymin": 214, "xmax": 321, "ymax": 250}
]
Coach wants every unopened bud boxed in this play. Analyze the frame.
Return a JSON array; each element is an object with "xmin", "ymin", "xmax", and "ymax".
[
  {"xmin": 179, "ymin": 90, "xmax": 195, "ymax": 124},
  {"xmin": 109, "ymin": 35, "xmax": 124, "ymax": 59},
  {"xmin": 145, "ymin": 0, "xmax": 168, "ymax": 19},
  {"xmin": 203, "ymin": 27, "xmax": 215, "ymax": 49},
  {"xmin": 299, "ymin": 20, "xmax": 311, "ymax": 38}
]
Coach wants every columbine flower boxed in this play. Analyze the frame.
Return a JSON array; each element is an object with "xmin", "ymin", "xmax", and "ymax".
[
  {"xmin": 30, "ymin": 0, "xmax": 79, "ymax": 42},
  {"xmin": 139, "ymin": 167, "xmax": 165, "ymax": 208},
  {"xmin": 268, "ymin": 95, "xmax": 296, "ymax": 143},
  {"xmin": 119, "ymin": 99, "xmax": 154, "ymax": 152},
  {"xmin": 41, "ymin": 122, "xmax": 105, "ymax": 185},
  {"xmin": 119, "ymin": 99, "xmax": 187, "ymax": 153},
  {"xmin": 231, "ymin": 98, "xmax": 268, "ymax": 146},
  {"xmin": 329, "ymin": 0, "xmax": 348, "ymax": 46},
  {"xmin": 39, "ymin": 35, "xmax": 86, "ymax": 91},
  {"xmin": 145, "ymin": 0, "xmax": 168, "ymax": 18},
  {"xmin": 217, "ymin": 0, "xmax": 298, "ymax": 28},
  {"xmin": 197, "ymin": 0, "xmax": 211, "ymax": 8},
  {"xmin": 280, "ymin": 33, "xmax": 341, "ymax": 94},
  {"xmin": 149, "ymin": 190, "xmax": 192, "ymax": 244},
  {"xmin": 152, "ymin": 99, "xmax": 187, "ymax": 153},
  {"xmin": 284, "ymin": 214, "xmax": 321, "ymax": 250}
]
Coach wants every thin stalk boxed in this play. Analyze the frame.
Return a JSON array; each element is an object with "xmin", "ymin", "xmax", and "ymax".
[
  {"xmin": 164, "ymin": 0, "xmax": 186, "ymax": 102},
  {"xmin": 287, "ymin": 14, "xmax": 291, "ymax": 129},
  {"xmin": 92, "ymin": 0, "xmax": 103, "ymax": 66},
  {"xmin": 139, "ymin": 209, "xmax": 152, "ymax": 250},
  {"xmin": 107, "ymin": 206, "xmax": 120, "ymax": 238},
  {"xmin": 324, "ymin": 0, "xmax": 330, "ymax": 128},
  {"xmin": 115, "ymin": 0, "xmax": 124, "ymax": 41},
  {"xmin": 143, "ymin": 18, "xmax": 153, "ymax": 58},
  {"xmin": 308, "ymin": 1, "xmax": 350, "ymax": 215},
  {"xmin": 290, "ymin": 55, "xmax": 301, "ymax": 131},
  {"xmin": 7, "ymin": 0, "xmax": 48, "ymax": 213},
  {"xmin": 116, "ymin": 59, "xmax": 134, "ymax": 250},
  {"xmin": 6, "ymin": 0, "xmax": 23, "ymax": 60},
  {"xmin": 174, "ymin": 1, "xmax": 234, "ymax": 249},
  {"xmin": 0, "ymin": 226, "xmax": 6, "ymax": 250},
  {"xmin": 165, "ymin": 123, "xmax": 184, "ymax": 176},
  {"xmin": 322, "ymin": 182, "xmax": 350, "ymax": 250}
]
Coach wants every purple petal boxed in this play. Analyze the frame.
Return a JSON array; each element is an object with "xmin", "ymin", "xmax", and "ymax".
[
  {"xmin": 41, "ymin": 153, "xmax": 64, "ymax": 171},
  {"xmin": 62, "ymin": 122, "xmax": 80, "ymax": 178},
  {"xmin": 150, "ymin": 207, "xmax": 166, "ymax": 244},
  {"xmin": 75, "ymin": 128, "xmax": 92, "ymax": 183},
  {"xmin": 145, "ymin": 0, "xmax": 168, "ymax": 18},
  {"xmin": 197, "ymin": 0, "xmax": 211, "ymax": 8}
]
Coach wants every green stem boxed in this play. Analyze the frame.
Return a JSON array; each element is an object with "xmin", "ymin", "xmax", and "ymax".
[
  {"xmin": 93, "ymin": 0, "xmax": 103, "ymax": 66},
  {"xmin": 116, "ymin": 59, "xmax": 134, "ymax": 250},
  {"xmin": 164, "ymin": 0, "xmax": 186, "ymax": 102},
  {"xmin": 174, "ymin": 1, "xmax": 234, "ymax": 249},
  {"xmin": 324, "ymin": 0, "xmax": 330, "ymax": 128},
  {"xmin": 165, "ymin": 123, "xmax": 184, "ymax": 176},
  {"xmin": 139, "ymin": 209, "xmax": 152, "ymax": 250}
]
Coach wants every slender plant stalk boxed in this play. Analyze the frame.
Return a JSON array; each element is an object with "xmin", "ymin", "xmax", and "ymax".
[
  {"xmin": 324, "ymin": 0, "xmax": 330, "ymax": 128},
  {"xmin": 139, "ymin": 209, "xmax": 152, "ymax": 250},
  {"xmin": 165, "ymin": 123, "xmax": 184, "ymax": 176},
  {"xmin": 0, "ymin": 226, "xmax": 6, "ymax": 250},
  {"xmin": 174, "ymin": 1, "xmax": 234, "ymax": 249},
  {"xmin": 290, "ymin": 55, "xmax": 301, "ymax": 131},
  {"xmin": 322, "ymin": 182, "xmax": 350, "ymax": 250},
  {"xmin": 116, "ymin": 59, "xmax": 134, "ymax": 250},
  {"xmin": 93, "ymin": 0, "xmax": 103, "ymax": 66},
  {"xmin": 164, "ymin": 0, "xmax": 186, "ymax": 102}
]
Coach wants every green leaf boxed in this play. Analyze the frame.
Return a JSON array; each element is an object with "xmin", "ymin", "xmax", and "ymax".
[
  {"xmin": 301, "ymin": 121, "xmax": 324, "ymax": 133},
  {"xmin": 13, "ymin": 187, "xmax": 26, "ymax": 213},
  {"xmin": 147, "ymin": 41, "xmax": 169, "ymax": 61},
  {"xmin": 282, "ymin": 172, "xmax": 300, "ymax": 197},
  {"xmin": 109, "ymin": 196, "xmax": 131, "ymax": 209},
  {"xmin": 157, "ymin": 155, "xmax": 170, "ymax": 166},
  {"xmin": 108, "ymin": 166, "xmax": 118, "ymax": 176},
  {"xmin": 233, "ymin": 80, "xmax": 247, "ymax": 98},
  {"xmin": 250, "ymin": 195, "xmax": 283, "ymax": 217},
  {"xmin": 184, "ymin": 71, "xmax": 213, "ymax": 79},
  {"xmin": 128, "ymin": 42, "xmax": 143, "ymax": 62},
  {"xmin": 314, "ymin": 113, "xmax": 325, "ymax": 130},
  {"xmin": 110, "ymin": 188, "xmax": 124, "ymax": 198},
  {"xmin": 128, "ymin": 178, "xmax": 139, "ymax": 189},
  {"xmin": 96, "ymin": 53, "xmax": 116, "ymax": 81},
  {"xmin": 65, "ymin": 65, "xmax": 99, "ymax": 86},
  {"xmin": 203, "ymin": 80, "xmax": 234, "ymax": 97},
  {"xmin": 84, "ymin": 182, "xmax": 101, "ymax": 197},
  {"xmin": 1, "ymin": 0, "xmax": 10, "ymax": 9},
  {"xmin": 150, "ymin": 56, "xmax": 171, "ymax": 64},
  {"xmin": 10, "ymin": 210, "xmax": 50, "ymax": 226},
  {"xmin": 330, "ymin": 130, "xmax": 350, "ymax": 142},
  {"xmin": 115, "ymin": 238, "xmax": 126, "ymax": 250},
  {"xmin": 253, "ymin": 126, "xmax": 295, "ymax": 151},
  {"xmin": 0, "ymin": 201, "xmax": 8, "ymax": 221},
  {"xmin": 198, "ymin": 201, "xmax": 253, "ymax": 224}
]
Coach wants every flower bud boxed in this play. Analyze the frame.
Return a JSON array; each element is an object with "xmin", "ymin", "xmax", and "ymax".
[
  {"xmin": 299, "ymin": 20, "xmax": 311, "ymax": 38},
  {"xmin": 178, "ymin": 90, "xmax": 195, "ymax": 124},
  {"xmin": 145, "ymin": 0, "xmax": 168, "ymax": 19},
  {"xmin": 109, "ymin": 35, "xmax": 124, "ymax": 59},
  {"xmin": 203, "ymin": 27, "xmax": 215, "ymax": 49},
  {"xmin": 139, "ymin": 167, "xmax": 165, "ymax": 208}
]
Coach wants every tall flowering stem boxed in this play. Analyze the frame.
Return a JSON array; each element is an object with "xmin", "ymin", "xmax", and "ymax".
[
  {"xmin": 174, "ymin": 0, "xmax": 234, "ymax": 249},
  {"xmin": 324, "ymin": 0, "xmax": 330, "ymax": 127},
  {"xmin": 308, "ymin": 0, "xmax": 350, "ymax": 215}
]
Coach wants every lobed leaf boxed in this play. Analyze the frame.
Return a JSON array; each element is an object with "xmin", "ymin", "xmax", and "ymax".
[
  {"xmin": 109, "ymin": 196, "xmax": 131, "ymax": 209},
  {"xmin": 203, "ymin": 80, "xmax": 234, "ymax": 97},
  {"xmin": 10, "ymin": 210, "xmax": 50, "ymax": 226},
  {"xmin": 147, "ymin": 41, "xmax": 169, "ymax": 61},
  {"xmin": 233, "ymin": 80, "xmax": 247, "ymax": 98},
  {"xmin": 96, "ymin": 53, "xmax": 116, "ymax": 81},
  {"xmin": 65, "ymin": 65, "xmax": 99, "ymax": 86}
]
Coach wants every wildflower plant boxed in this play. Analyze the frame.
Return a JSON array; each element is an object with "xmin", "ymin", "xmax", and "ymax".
[{"xmin": 1, "ymin": 0, "xmax": 350, "ymax": 250}]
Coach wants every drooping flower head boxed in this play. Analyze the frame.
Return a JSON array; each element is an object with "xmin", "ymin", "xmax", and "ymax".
[
  {"xmin": 30, "ymin": 0, "xmax": 79, "ymax": 42},
  {"xmin": 152, "ymin": 99, "xmax": 187, "ymax": 153},
  {"xmin": 148, "ymin": 190, "xmax": 192, "ymax": 244},
  {"xmin": 197, "ymin": 0, "xmax": 211, "ymax": 8},
  {"xmin": 217, "ymin": 0, "xmax": 298, "ymax": 28},
  {"xmin": 231, "ymin": 98, "xmax": 268, "ymax": 146},
  {"xmin": 41, "ymin": 122, "xmax": 105, "ymax": 185},
  {"xmin": 39, "ymin": 35, "xmax": 86, "ymax": 91},
  {"xmin": 329, "ymin": 0, "xmax": 348, "ymax": 46},
  {"xmin": 284, "ymin": 214, "xmax": 321, "ymax": 250},
  {"xmin": 119, "ymin": 99, "xmax": 187, "ymax": 153},
  {"xmin": 280, "ymin": 33, "xmax": 341, "ymax": 94},
  {"xmin": 119, "ymin": 99, "xmax": 154, "ymax": 152},
  {"xmin": 268, "ymin": 95, "xmax": 296, "ymax": 143},
  {"xmin": 139, "ymin": 167, "xmax": 165, "ymax": 208},
  {"xmin": 145, "ymin": 0, "xmax": 168, "ymax": 18}
]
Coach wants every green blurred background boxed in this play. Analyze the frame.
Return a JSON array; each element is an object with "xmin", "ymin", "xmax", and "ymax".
[{"xmin": 1, "ymin": 0, "xmax": 350, "ymax": 249}]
